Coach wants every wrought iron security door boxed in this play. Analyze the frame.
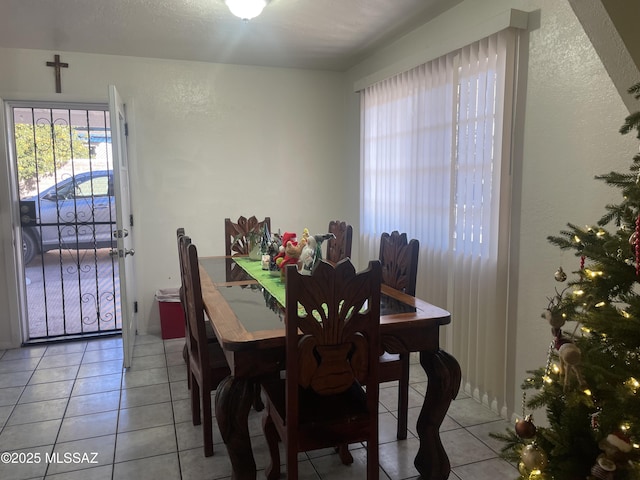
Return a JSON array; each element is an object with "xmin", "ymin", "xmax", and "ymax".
[{"xmin": 11, "ymin": 104, "xmax": 122, "ymax": 341}]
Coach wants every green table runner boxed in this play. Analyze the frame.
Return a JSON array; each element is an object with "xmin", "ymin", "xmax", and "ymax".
[{"xmin": 233, "ymin": 257, "xmax": 286, "ymax": 307}]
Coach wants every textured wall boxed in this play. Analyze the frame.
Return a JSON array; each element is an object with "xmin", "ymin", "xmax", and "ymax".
[{"xmin": 0, "ymin": 49, "xmax": 348, "ymax": 343}]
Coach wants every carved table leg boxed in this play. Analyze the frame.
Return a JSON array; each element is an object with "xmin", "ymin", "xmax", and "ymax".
[
  {"xmin": 215, "ymin": 376, "xmax": 257, "ymax": 480},
  {"xmin": 414, "ymin": 349, "xmax": 461, "ymax": 480}
]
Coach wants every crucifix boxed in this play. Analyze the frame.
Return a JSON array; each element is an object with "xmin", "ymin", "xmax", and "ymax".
[{"xmin": 46, "ymin": 54, "xmax": 69, "ymax": 93}]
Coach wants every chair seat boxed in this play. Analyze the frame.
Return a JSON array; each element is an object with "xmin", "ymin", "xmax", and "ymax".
[
  {"xmin": 206, "ymin": 342, "xmax": 230, "ymax": 376},
  {"xmin": 262, "ymin": 378, "xmax": 373, "ymax": 451},
  {"xmin": 378, "ymin": 352, "xmax": 403, "ymax": 381},
  {"xmin": 182, "ymin": 321, "xmax": 220, "ymax": 364},
  {"xmin": 377, "ymin": 350, "xmax": 410, "ymax": 440}
]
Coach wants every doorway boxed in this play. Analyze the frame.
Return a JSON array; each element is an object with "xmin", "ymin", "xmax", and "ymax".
[{"xmin": 8, "ymin": 103, "xmax": 122, "ymax": 342}]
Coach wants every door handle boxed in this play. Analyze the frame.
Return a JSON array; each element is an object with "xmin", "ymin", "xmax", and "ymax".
[
  {"xmin": 109, "ymin": 248, "xmax": 134, "ymax": 257},
  {"xmin": 113, "ymin": 229, "xmax": 129, "ymax": 238}
]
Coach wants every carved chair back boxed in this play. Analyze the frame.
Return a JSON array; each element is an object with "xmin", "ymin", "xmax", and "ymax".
[
  {"xmin": 325, "ymin": 220, "xmax": 353, "ymax": 264},
  {"xmin": 224, "ymin": 215, "xmax": 271, "ymax": 256},
  {"xmin": 379, "ymin": 231, "xmax": 419, "ymax": 296}
]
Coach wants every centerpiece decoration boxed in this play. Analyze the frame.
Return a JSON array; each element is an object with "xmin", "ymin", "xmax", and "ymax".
[{"xmin": 260, "ymin": 227, "xmax": 336, "ymax": 279}]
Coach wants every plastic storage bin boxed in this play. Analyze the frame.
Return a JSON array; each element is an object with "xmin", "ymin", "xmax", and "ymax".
[{"xmin": 156, "ymin": 288, "xmax": 185, "ymax": 340}]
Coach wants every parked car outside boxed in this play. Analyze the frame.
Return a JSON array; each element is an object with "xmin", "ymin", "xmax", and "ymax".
[{"xmin": 21, "ymin": 170, "xmax": 117, "ymax": 264}]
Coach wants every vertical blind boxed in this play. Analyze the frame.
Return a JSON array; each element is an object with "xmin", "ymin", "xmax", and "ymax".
[{"xmin": 360, "ymin": 29, "xmax": 517, "ymax": 415}]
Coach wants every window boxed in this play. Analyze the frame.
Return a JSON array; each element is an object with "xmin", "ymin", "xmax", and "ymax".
[
  {"xmin": 360, "ymin": 29, "xmax": 517, "ymax": 414},
  {"xmin": 75, "ymin": 175, "xmax": 110, "ymax": 198}
]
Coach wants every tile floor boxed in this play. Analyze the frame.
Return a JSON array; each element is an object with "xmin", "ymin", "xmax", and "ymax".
[{"xmin": 0, "ymin": 334, "xmax": 518, "ymax": 480}]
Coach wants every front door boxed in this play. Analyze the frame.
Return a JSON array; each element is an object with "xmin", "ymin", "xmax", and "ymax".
[
  {"xmin": 8, "ymin": 102, "xmax": 122, "ymax": 341},
  {"xmin": 109, "ymin": 86, "xmax": 137, "ymax": 368}
]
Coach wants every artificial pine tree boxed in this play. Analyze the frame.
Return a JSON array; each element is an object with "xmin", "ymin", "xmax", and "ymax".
[{"xmin": 491, "ymin": 84, "xmax": 640, "ymax": 480}]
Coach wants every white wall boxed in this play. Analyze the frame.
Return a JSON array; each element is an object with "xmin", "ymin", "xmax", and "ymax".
[
  {"xmin": 0, "ymin": 48, "xmax": 350, "ymax": 344},
  {"xmin": 345, "ymin": 0, "xmax": 637, "ymax": 418}
]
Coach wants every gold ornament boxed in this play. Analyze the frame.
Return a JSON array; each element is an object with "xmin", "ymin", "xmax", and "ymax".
[
  {"xmin": 554, "ymin": 266, "xmax": 567, "ymax": 282},
  {"xmin": 518, "ymin": 461, "xmax": 528, "ymax": 476},
  {"xmin": 521, "ymin": 443, "xmax": 548, "ymax": 471}
]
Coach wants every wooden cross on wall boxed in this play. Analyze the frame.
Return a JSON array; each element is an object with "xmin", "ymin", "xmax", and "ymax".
[{"xmin": 46, "ymin": 54, "xmax": 69, "ymax": 93}]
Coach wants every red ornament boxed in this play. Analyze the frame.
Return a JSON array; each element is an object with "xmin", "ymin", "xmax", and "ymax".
[{"xmin": 515, "ymin": 415, "xmax": 537, "ymax": 439}]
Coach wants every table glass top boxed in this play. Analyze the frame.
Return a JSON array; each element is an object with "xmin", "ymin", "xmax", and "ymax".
[{"xmin": 200, "ymin": 256, "xmax": 417, "ymax": 334}]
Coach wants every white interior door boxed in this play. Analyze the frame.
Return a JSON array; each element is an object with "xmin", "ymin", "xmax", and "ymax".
[{"xmin": 109, "ymin": 85, "xmax": 137, "ymax": 368}]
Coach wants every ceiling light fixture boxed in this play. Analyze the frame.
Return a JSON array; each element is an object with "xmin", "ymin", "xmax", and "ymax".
[{"xmin": 225, "ymin": 0, "xmax": 268, "ymax": 21}]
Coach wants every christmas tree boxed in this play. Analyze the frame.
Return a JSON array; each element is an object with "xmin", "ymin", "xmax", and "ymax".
[{"xmin": 491, "ymin": 84, "xmax": 640, "ymax": 479}]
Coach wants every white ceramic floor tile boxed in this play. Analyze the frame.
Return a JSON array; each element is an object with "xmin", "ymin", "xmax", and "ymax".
[
  {"xmin": 113, "ymin": 452, "xmax": 181, "ymax": 480},
  {"xmin": 452, "ymin": 456, "xmax": 519, "ymax": 479},
  {"xmin": 81, "ymin": 348, "xmax": 123, "ymax": 364},
  {"xmin": 28, "ymin": 365, "xmax": 79, "ymax": 385},
  {"xmin": 71, "ymin": 373, "xmax": 122, "ymax": 397},
  {"xmin": 65, "ymin": 390, "xmax": 121, "ymax": 417},
  {"xmin": 85, "ymin": 337, "xmax": 122, "ymax": 351},
  {"xmin": 441, "ymin": 428, "xmax": 498, "ymax": 468},
  {"xmin": 379, "ymin": 437, "xmax": 422, "ymax": 480},
  {"xmin": 0, "ymin": 419, "xmax": 62, "ymax": 451},
  {"xmin": 117, "ymin": 401, "xmax": 174, "ymax": 433},
  {"xmin": 0, "ymin": 371, "xmax": 33, "ymax": 389},
  {"xmin": 120, "ymin": 383, "xmax": 171, "ymax": 409},
  {"xmin": 1, "ymin": 347, "xmax": 46, "ymax": 361},
  {"xmin": 45, "ymin": 464, "xmax": 113, "ymax": 480},
  {"xmin": 0, "ymin": 404, "xmax": 13, "ymax": 427},
  {"xmin": 114, "ymin": 425, "xmax": 176, "ymax": 463},
  {"xmin": 19, "ymin": 380, "xmax": 74, "ymax": 404},
  {"xmin": 131, "ymin": 343, "xmax": 166, "ymax": 358},
  {"xmin": 0, "ymin": 444, "xmax": 52, "ymax": 480},
  {"xmin": 446, "ymin": 397, "xmax": 502, "ymax": 428},
  {"xmin": 57, "ymin": 410, "xmax": 119, "ymax": 443},
  {"xmin": 44, "ymin": 342, "xmax": 87, "ymax": 356},
  {"xmin": 0, "ymin": 386, "xmax": 24, "ymax": 406},
  {"xmin": 37, "ymin": 353, "xmax": 84, "ymax": 368},
  {"xmin": 0, "ymin": 357, "xmax": 41, "ymax": 374},
  {"xmin": 126, "ymin": 353, "xmax": 166, "ymax": 371},
  {"xmin": 6, "ymin": 398, "xmax": 68, "ymax": 426},
  {"xmin": 45, "ymin": 434, "xmax": 116, "ymax": 476},
  {"xmin": 121, "ymin": 367, "xmax": 168, "ymax": 389},
  {"xmin": 76, "ymin": 359, "xmax": 123, "ymax": 378},
  {"xmin": 179, "ymin": 446, "xmax": 234, "ymax": 480}
]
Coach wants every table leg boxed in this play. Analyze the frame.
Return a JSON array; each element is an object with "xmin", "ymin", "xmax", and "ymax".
[
  {"xmin": 215, "ymin": 375, "xmax": 257, "ymax": 480},
  {"xmin": 414, "ymin": 349, "xmax": 461, "ymax": 480}
]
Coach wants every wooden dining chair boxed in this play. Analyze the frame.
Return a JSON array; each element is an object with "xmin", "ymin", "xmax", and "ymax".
[
  {"xmin": 180, "ymin": 234, "xmax": 231, "ymax": 457},
  {"xmin": 261, "ymin": 258, "xmax": 382, "ymax": 480},
  {"xmin": 224, "ymin": 215, "xmax": 271, "ymax": 282},
  {"xmin": 223, "ymin": 216, "xmax": 270, "ymax": 411},
  {"xmin": 177, "ymin": 228, "xmax": 219, "ymax": 374},
  {"xmin": 325, "ymin": 220, "xmax": 353, "ymax": 264},
  {"xmin": 224, "ymin": 215, "xmax": 271, "ymax": 256},
  {"xmin": 378, "ymin": 230, "xmax": 420, "ymax": 440}
]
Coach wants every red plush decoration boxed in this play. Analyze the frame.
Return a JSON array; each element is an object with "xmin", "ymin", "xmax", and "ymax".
[{"xmin": 274, "ymin": 232, "xmax": 301, "ymax": 269}]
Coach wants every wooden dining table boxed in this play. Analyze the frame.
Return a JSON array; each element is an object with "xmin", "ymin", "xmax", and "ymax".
[{"xmin": 198, "ymin": 256, "xmax": 461, "ymax": 480}]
